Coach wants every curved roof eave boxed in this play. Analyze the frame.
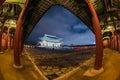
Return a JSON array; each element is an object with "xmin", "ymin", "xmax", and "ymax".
[{"xmin": 13, "ymin": 0, "xmax": 120, "ymax": 39}]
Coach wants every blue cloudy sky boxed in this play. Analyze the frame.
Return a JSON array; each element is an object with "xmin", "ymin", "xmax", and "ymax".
[{"xmin": 27, "ymin": 5, "xmax": 95, "ymax": 46}]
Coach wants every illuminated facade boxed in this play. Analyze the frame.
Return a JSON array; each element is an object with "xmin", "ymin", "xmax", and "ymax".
[{"xmin": 37, "ymin": 34, "xmax": 62, "ymax": 48}]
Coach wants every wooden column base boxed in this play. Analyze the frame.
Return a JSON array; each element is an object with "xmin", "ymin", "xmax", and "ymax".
[
  {"xmin": 13, "ymin": 64, "xmax": 23, "ymax": 69},
  {"xmin": 0, "ymin": 51, "xmax": 4, "ymax": 54},
  {"xmin": 83, "ymin": 67, "xmax": 104, "ymax": 77}
]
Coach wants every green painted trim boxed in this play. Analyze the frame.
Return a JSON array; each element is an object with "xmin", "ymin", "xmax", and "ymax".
[
  {"xmin": 5, "ymin": 0, "xmax": 25, "ymax": 3},
  {"xmin": 117, "ymin": 27, "xmax": 120, "ymax": 30},
  {"xmin": 4, "ymin": 19, "xmax": 16, "ymax": 28},
  {"xmin": 103, "ymin": 36, "xmax": 110, "ymax": 40},
  {"xmin": 6, "ymin": 0, "xmax": 20, "ymax": 2},
  {"xmin": 102, "ymin": 29, "xmax": 111, "ymax": 34}
]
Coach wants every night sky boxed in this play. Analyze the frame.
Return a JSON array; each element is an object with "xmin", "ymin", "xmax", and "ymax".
[{"xmin": 26, "ymin": 6, "xmax": 95, "ymax": 46}]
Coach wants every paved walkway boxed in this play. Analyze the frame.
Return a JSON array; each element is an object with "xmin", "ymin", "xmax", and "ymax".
[
  {"xmin": 0, "ymin": 48, "xmax": 120, "ymax": 80},
  {"xmin": 0, "ymin": 49, "xmax": 47, "ymax": 80},
  {"xmin": 55, "ymin": 48, "xmax": 120, "ymax": 80}
]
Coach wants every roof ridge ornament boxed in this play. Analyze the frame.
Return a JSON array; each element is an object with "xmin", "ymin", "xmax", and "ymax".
[{"xmin": 44, "ymin": 34, "xmax": 57, "ymax": 37}]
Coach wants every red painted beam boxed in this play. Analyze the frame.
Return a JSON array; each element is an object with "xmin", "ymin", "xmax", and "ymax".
[{"xmin": 0, "ymin": 0, "xmax": 5, "ymax": 6}]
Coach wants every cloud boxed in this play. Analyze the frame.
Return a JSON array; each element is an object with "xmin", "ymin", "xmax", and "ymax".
[
  {"xmin": 63, "ymin": 29, "xmax": 95, "ymax": 45},
  {"xmin": 71, "ymin": 23, "xmax": 89, "ymax": 33}
]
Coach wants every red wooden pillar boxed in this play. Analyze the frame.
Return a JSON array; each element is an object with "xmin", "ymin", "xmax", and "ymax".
[
  {"xmin": 13, "ymin": 0, "xmax": 28, "ymax": 68},
  {"xmin": 116, "ymin": 22, "xmax": 120, "ymax": 51},
  {"xmin": 13, "ymin": 18, "xmax": 22, "ymax": 68},
  {"xmin": 21, "ymin": 27, "xmax": 24, "ymax": 54},
  {"xmin": 85, "ymin": 0, "xmax": 103, "ymax": 70},
  {"xmin": 116, "ymin": 34, "xmax": 119, "ymax": 51},
  {"xmin": 6, "ymin": 24, "xmax": 10, "ymax": 49},
  {"xmin": 9, "ymin": 35, "xmax": 12, "ymax": 48},
  {"xmin": 113, "ymin": 36, "xmax": 115, "ymax": 49},
  {"xmin": 108, "ymin": 38, "xmax": 110, "ymax": 48},
  {"xmin": 18, "ymin": 26, "xmax": 23, "ymax": 55},
  {"xmin": 0, "ymin": 20, "xmax": 5, "ymax": 53},
  {"xmin": 111, "ymin": 31, "xmax": 114, "ymax": 49},
  {"xmin": 118, "ymin": 34, "xmax": 119, "ymax": 52},
  {"xmin": 0, "ymin": 28, "xmax": 3, "ymax": 53}
]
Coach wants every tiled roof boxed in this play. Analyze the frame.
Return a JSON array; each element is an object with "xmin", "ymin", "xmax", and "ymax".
[{"xmin": 40, "ymin": 34, "xmax": 62, "ymax": 43}]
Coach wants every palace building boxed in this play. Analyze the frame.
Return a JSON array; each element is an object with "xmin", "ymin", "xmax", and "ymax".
[{"xmin": 37, "ymin": 34, "xmax": 62, "ymax": 48}]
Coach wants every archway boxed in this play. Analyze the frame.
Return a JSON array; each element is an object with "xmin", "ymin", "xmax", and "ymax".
[
  {"xmin": 25, "ymin": 5, "xmax": 96, "ymax": 79},
  {"xmin": 13, "ymin": 0, "xmax": 104, "ymax": 76}
]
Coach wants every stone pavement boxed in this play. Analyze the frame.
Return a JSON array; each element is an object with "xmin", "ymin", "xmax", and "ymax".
[
  {"xmin": 0, "ymin": 49, "xmax": 47, "ymax": 80},
  {"xmin": 55, "ymin": 48, "xmax": 120, "ymax": 80},
  {"xmin": 0, "ymin": 48, "xmax": 120, "ymax": 80},
  {"xmin": 25, "ymin": 48, "xmax": 95, "ymax": 80}
]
